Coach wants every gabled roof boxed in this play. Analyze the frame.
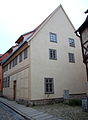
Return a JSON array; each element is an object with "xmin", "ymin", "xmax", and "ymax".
[
  {"xmin": 15, "ymin": 5, "xmax": 62, "ymax": 44},
  {"xmin": 2, "ymin": 41, "xmax": 27, "ymax": 65},
  {"xmin": 15, "ymin": 4, "xmax": 75, "ymax": 44},
  {"xmin": 26, "ymin": 4, "xmax": 75, "ymax": 42},
  {"xmin": 0, "ymin": 45, "xmax": 18, "ymax": 64},
  {"xmin": 2, "ymin": 4, "xmax": 75, "ymax": 65},
  {"xmin": 0, "ymin": 47, "xmax": 14, "ymax": 61},
  {"xmin": 15, "ymin": 30, "xmax": 35, "ymax": 44}
]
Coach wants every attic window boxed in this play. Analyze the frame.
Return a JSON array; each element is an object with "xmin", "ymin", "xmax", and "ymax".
[{"xmin": 50, "ymin": 32, "xmax": 57, "ymax": 43}]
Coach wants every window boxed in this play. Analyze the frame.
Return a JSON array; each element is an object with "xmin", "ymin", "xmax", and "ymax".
[
  {"xmin": 14, "ymin": 56, "xmax": 18, "ymax": 65},
  {"xmin": 4, "ymin": 65, "xmax": 8, "ymax": 72},
  {"xmin": 3, "ymin": 77, "xmax": 7, "ymax": 88},
  {"xmin": 12, "ymin": 59, "xmax": 15, "ymax": 67},
  {"xmin": 50, "ymin": 32, "xmax": 57, "ymax": 42},
  {"xmin": 24, "ymin": 48, "xmax": 28, "ymax": 59},
  {"xmin": 11, "ymin": 61, "xmax": 13, "ymax": 68},
  {"xmin": 3, "ymin": 76, "xmax": 10, "ymax": 88},
  {"xmin": 68, "ymin": 53, "xmax": 75, "ymax": 63},
  {"xmin": 19, "ymin": 52, "xmax": 22, "ymax": 62},
  {"xmin": 69, "ymin": 38, "xmax": 75, "ymax": 47},
  {"xmin": 49, "ymin": 49, "xmax": 57, "ymax": 60},
  {"xmin": 11, "ymin": 56, "xmax": 18, "ymax": 67},
  {"xmin": 9, "ymin": 62, "xmax": 11, "ymax": 69},
  {"xmin": 6, "ymin": 65, "xmax": 8, "ymax": 71},
  {"xmin": 44, "ymin": 78, "xmax": 54, "ymax": 94},
  {"xmin": 7, "ymin": 76, "xmax": 10, "ymax": 87}
]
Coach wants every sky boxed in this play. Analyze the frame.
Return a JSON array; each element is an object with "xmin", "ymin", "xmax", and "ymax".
[{"xmin": 0, "ymin": 0, "xmax": 88, "ymax": 54}]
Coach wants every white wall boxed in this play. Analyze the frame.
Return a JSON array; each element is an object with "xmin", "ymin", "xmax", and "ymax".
[
  {"xmin": 3, "ymin": 47, "xmax": 31, "ymax": 100},
  {"xmin": 3, "ymin": 6, "xmax": 87, "ymax": 101},
  {"xmin": 30, "ymin": 6, "xmax": 87, "ymax": 100}
]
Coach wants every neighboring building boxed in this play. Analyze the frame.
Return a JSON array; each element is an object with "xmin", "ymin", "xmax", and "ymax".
[
  {"xmin": 75, "ymin": 12, "xmax": 88, "ymax": 81},
  {"xmin": 0, "ymin": 54, "xmax": 2, "ymax": 95},
  {"xmin": 2, "ymin": 5, "xmax": 87, "ymax": 104}
]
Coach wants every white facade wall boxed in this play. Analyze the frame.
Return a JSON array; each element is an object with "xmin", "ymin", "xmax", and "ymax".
[
  {"xmin": 3, "ymin": 47, "xmax": 31, "ymax": 100},
  {"xmin": 30, "ymin": 7, "xmax": 87, "ymax": 100},
  {"xmin": 3, "ymin": 6, "xmax": 87, "ymax": 101}
]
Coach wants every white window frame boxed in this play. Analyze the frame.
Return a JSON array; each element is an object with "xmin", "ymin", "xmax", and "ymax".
[
  {"xmin": 19, "ymin": 52, "xmax": 23, "ymax": 63},
  {"xmin": 50, "ymin": 32, "xmax": 57, "ymax": 43},
  {"xmin": 49, "ymin": 49, "xmax": 57, "ymax": 60},
  {"xmin": 24, "ymin": 48, "xmax": 28, "ymax": 59},
  {"xmin": 44, "ymin": 78, "xmax": 54, "ymax": 94},
  {"xmin": 68, "ymin": 53, "xmax": 75, "ymax": 63},
  {"xmin": 69, "ymin": 38, "xmax": 75, "ymax": 47}
]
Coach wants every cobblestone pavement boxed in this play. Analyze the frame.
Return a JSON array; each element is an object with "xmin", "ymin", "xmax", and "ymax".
[
  {"xmin": 0, "ymin": 102, "xmax": 25, "ymax": 120},
  {"xmin": 33, "ymin": 103, "xmax": 88, "ymax": 120}
]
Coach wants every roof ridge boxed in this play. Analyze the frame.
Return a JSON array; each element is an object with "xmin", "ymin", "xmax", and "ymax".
[
  {"xmin": 27, "ymin": 4, "xmax": 75, "ymax": 42},
  {"xmin": 26, "ymin": 5, "xmax": 61, "ymax": 42},
  {"xmin": 15, "ymin": 5, "xmax": 65, "ymax": 43},
  {"xmin": 34, "ymin": 5, "xmax": 61, "ymax": 31}
]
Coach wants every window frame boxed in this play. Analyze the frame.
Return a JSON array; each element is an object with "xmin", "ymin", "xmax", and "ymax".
[
  {"xmin": 44, "ymin": 78, "xmax": 54, "ymax": 94},
  {"xmin": 68, "ymin": 53, "xmax": 75, "ymax": 63},
  {"xmin": 7, "ymin": 76, "xmax": 10, "ymax": 87},
  {"xmin": 3, "ymin": 76, "xmax": 10, "ymax": 88},
  {"xmin": 50, "ymin": 32, "xmax": 57, "ymax": 43},
  {"xmin": 69, "ymin": 38, "xmax": 75, "ymax": 47},
  {"xmin": 24, "ymin": 48, "xmax": 28, "ymax": 59},
  {"xmin": 49, "ymin": 49, "xmax": 57, "ymax": 60},
  {"xmin": 9, "ymin": 62, "xmax": 11, "ymax": 69},
  {"xmin": 12, "ymin": 59, "xmax": 15, "ymax": 67},
  {"xmin": 14, "ymin": 56, "xmax": 18, "ymax": 66},
  {"xmin": 19, "ymin": 52, "xmax": 23, "ymax": 63}
]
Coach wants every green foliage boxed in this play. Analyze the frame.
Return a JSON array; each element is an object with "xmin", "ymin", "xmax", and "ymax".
[{"xmin": 69, "ymin": 99, "xmax": 82, "ymax": 106}]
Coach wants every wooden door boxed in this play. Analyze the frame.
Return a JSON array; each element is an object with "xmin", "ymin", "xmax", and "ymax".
[{"xmin": 13, "ymin": 80, "xmax": 16, "ymax": 100}]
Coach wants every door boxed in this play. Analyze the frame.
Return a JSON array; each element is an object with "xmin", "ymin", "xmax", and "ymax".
[{"xmin": 13, "ymin": 80, "xmax": 16, "ymax": 100}]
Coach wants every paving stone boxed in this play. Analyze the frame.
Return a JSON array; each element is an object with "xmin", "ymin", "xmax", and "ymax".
[
  {"xmin": 32, "ymin": 112, "xmax": 46, "ymax": 116},
  {"xmin": 33, "ymin": 113, "xmax": 51, "ymax": 119},
  {"xmin": 0, "ymin": 102, "xmax": 25, "ymax": 120},
  {"xmin": 0, "ymin": 97, "xmax": 60, "ymax": 120},
  {"xmin": 36, "ymin": 115, "xmax": 54, "ymax": 120}
]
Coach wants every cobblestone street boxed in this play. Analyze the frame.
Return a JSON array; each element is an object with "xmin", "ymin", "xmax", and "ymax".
[
  {"xmin": 33, "ymin": 103, "xmax": 88, "ymax": 120},
  {"xmin": 0, "ymin": 102, "xmax": 25, "ymax": 120}
]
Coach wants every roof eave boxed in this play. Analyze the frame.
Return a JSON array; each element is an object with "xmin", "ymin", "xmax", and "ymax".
[
  {"xmin": 76, "ymin": 16, "xmax": 88, "ymax": 34},
  {"xmin": 2, "ymin": 41, "xmax": 28, "ymax": 65}
]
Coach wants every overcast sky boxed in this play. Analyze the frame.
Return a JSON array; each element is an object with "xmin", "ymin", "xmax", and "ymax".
[{"xmin": 0, "ymin": 0, "xmax": 88, "ymax": 54}]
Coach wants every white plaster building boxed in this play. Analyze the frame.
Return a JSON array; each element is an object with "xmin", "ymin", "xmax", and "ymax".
[{"xmin": 2, "ymin": 5, "xmax": 87, "ymax": 104}]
